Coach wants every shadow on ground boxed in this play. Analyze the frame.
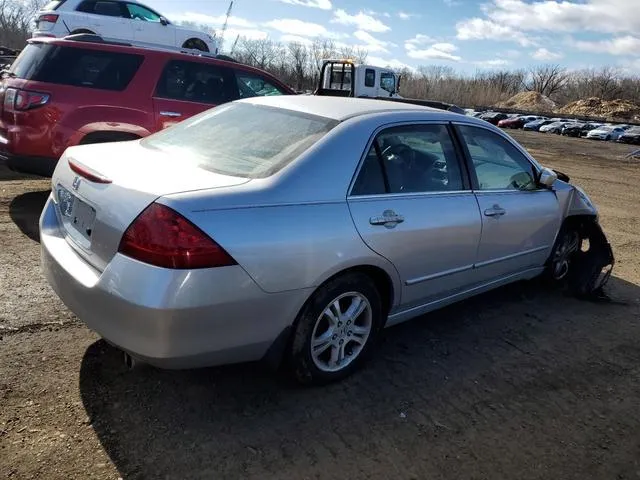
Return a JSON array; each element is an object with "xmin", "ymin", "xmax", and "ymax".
[
  {"xmin": 9, "ymin": 190, "xmax": 49, "ymax": 242},
  {"xmin": 79, "ymin": 276, "xmax": 640, "ymax": 480}
]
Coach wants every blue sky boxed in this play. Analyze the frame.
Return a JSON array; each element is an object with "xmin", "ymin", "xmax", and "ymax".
[{"xmin": 145, "ymin": 0, "xmax": 640, "ymax": 73}]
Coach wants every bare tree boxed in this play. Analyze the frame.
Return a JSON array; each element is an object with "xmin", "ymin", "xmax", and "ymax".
[
  {"xmin": 523, "ymin": 64, "xmax": 568, "ymax": 98},
  {"xmin": 310, "ymin": 38, "xmax": 335, "ymax": 75},
  {"xmin": 0, "ymin": 0, "xmax": 44, "ymax": 48},
  {"xmin": 235, "ymin": 38, "xmax": 280, "ymax": 70},
  {"xmin": 288, "ymin": 42, "xmax": 308, "ymax": 91}
]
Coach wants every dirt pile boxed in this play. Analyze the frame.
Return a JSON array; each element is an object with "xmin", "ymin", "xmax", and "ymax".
[
  {"xmin": 495, "ymin": 91, "xmax": 557, "ymax": 111},
  {"xmin": 557, "ymin": 97, "xmax": 640, "ymax": 120}
]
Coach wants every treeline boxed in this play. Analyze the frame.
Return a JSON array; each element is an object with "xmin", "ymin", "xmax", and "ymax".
[{"xmin": 230, "ymin": 37, "xmax": 640, "ymax": 107}]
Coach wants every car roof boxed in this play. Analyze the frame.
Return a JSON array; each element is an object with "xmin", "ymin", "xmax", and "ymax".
[{"xmin": 239, "ymin": 95, "xmax": 460, "ymax": 121}]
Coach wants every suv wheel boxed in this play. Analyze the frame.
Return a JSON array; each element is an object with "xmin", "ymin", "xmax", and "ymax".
[{"xmin": 182, "ymin": 39, "xmax": 209, "ymax": 52}]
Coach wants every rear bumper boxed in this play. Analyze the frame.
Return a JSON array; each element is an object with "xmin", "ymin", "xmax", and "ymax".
[{"xmin": 39, "ymin": 196, "xmax": 310, "ymax": 368}]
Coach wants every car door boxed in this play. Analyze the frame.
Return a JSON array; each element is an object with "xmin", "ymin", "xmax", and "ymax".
[
  {"xmin": 124, "ymin": 2, "xmax": 173, "ymax": 46},
  {"xmin": 152, "ymin": 59, "xmax": 237, "ymax": 130},
  {"xmin": 454, "ymin": 123, "xmax": 561, "ymax": 283},
  {"xmin": 347, "ymin": 123, "xmax": 482, "ymax": 310},
  {"xmin": 78, "ymin": 0, "xmax": 133, "ymax": 40}
]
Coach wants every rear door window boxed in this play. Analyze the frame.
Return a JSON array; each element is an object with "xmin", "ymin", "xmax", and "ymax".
[
  {"xmin": 10, "ymin": 43, "xmax": 143, "ymax": 91},
  {"xmin": 77, "ymin": 0, "xmax": 127, "ymax": 16},
  {"xmin": 234, "ymin": 70, "xmax": 287, "ymax": 98},
  {"xmin": 155, "ymin": 59, "xmax": 236, "ymax": 104}
]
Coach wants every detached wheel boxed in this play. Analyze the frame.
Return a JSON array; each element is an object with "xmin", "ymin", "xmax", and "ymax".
[
  {"xmin": 289, "ymin": 273, "xmax": 383, "ymax": 385},
  {"xmin": 545, "ymin": 225, "xmax": 581, "ymax": 284}
]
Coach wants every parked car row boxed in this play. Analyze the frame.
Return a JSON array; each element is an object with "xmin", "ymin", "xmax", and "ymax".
[{"xmin": 468, "ymin": 110, "xmax": 640, "ymax": 144}]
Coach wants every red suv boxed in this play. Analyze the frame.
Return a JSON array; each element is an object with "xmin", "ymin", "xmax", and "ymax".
[{"xmin": 0, "ymin": 35, "xmax": 294, "ymax": 176}]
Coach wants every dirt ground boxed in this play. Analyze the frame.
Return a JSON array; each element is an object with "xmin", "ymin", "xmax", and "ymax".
[{"xmin": 1, "ymin": 131, "xmax": 639, "ymax": 480}]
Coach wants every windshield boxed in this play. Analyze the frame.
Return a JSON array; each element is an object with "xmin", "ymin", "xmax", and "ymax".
[{"xmin": 141, "ymin": 102, "xmax": 339, "ymax": 178}]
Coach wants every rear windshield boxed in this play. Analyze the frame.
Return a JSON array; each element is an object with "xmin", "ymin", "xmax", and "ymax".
[
  {"xmin": 10, "ymin": 43, "xmax": 143, "ymax": 91},
  {"xmin": 141, "ymin": 102, "xmax": 339, "ymax": 178}
]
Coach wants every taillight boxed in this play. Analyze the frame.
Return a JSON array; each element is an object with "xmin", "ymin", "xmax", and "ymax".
[
  {"xmin": 118, "ymin": 203, "xmax": 237, "ymax": 269},
  {"xmin": 4, "ymin": 87, "xmax": 50, "ymax": 111},
  {"xmin": 38, "ymin": 13, "xmax": 59, "ymax": 23}
]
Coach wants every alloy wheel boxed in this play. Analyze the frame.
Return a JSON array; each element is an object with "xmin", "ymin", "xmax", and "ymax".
[{"xmin": 310, "ymin": 292, "xmax": 373, "ymax": 373}]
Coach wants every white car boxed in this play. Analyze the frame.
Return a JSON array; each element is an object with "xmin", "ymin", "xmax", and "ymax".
[
  {"xmin": 33, "ymin": 0, "xmax": 216, "ymax": 52},
  {"xmin": 586, "ymin": 125, "xmax": 628, "ymax": 141}
]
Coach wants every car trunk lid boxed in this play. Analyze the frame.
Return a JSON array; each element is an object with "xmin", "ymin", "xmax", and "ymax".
[{"xmin": 52, "ymin": 141, "xmax": 249, "ymax": 272}]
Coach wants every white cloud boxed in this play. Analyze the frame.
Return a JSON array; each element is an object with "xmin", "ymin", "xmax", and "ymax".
[
  {"xmin": 171, "ymin": 12, "xmax": 255, "ymax": 28},
  {"xmin": 352, "ymin": 30, "xmax": 393, "ymax": 53},
  {"xmin": 443, "ymin": 0, "xmax": 462, "ymax": 6},
  {"xmin": 331, "ymin": 9, "xmax": 391, "ymax": 33},
  {"xmin": 405, "ymin": 34, "xmax": 437, "ymax": 48},
  {"xmin": 280, "ymin": 34, "xmax": 314, "ymax": 46},
  {"xmin": 570, "ymin": 35, "xmax": 640, "ymax": 56},
  {"xmin": 485, "ymin": 0, "xmax": 640, "ymax": 35},
  {"xmin": 532, "ymin": 48, "xmax": 563, "ymax": 61},
  {"xmin": 368, "ymin": 55, "xmax": 416, "ymax": 72},
  {"xmin": 223, "ymin": 28, "xmax": 269, "ymax": 42},
  {"xmin": 398, "ymin": 11, "xmax": 420, "ymax": 20},
  {"xmin": 456, "ymin": 18, "xmax": 536, "ymax": 46},
  {"xmin": 364, "ymin": 9, "xmax": 391, "ymax": 18},
  {"xmin": 278, "ymin": 0, "xmax": 332, "ymax": 10},
  {"xmin": 406, "ymin": 41, "xmax": 462, "ymax": 62},
  {"xmin": 473, "ymin": 59, "xmax": 511, "ymax": 68},
  {"xmin": 264, "ymin": 19, "xmax": 328, "ymax": 37}
]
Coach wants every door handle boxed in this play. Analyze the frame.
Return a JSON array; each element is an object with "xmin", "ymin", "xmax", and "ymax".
[
  {"xmin": 484, "ymin": 204, "xmax": 506, "ymax": 217},
  {"xmin": 370, "ymin": 210, "xmax": 405, "ymax": 228},
  {"xmin": 160, "ymin": 111, "xmax": 182, "ymax": 117}
]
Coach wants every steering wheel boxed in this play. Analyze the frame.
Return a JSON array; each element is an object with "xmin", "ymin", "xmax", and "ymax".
[{"xmin": 381, "ymin": 143, "xmax": 415, "ymax": 164}]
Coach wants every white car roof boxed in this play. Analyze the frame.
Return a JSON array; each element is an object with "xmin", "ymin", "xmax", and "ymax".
[{"xmin": 239, "ymin": 95, "xmax": 448, "ymax": 121}]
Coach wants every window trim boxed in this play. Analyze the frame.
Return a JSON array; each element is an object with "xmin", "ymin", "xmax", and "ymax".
[
  {"xmin": 451, "ymin": 121, "xmax": 545, "ymax": 193},
  {"xmin": 347, "ymin": 120, "xmax": 473, "ymax": 198}
]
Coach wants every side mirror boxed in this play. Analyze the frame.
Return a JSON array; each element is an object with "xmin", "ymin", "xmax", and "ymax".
[
  {"xmin": 538, "ymin": 167, "xmax": 558, "ymax": 188},
  {"xmin": 159, "ymin": 16, "xmax": 168, "ymax": 26}
]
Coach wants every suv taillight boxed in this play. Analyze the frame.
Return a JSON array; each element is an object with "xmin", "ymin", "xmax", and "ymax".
[
  {"xmin": 118, "ymin": 203, "xmax": 237, "ymax": 269},
  {"xmin": 38, "ymin": 13, "xmax": 59, "ymax": 23},
  {"xmin": 4, "ymin": 87, "xmax": 50, "ymax": 111}
]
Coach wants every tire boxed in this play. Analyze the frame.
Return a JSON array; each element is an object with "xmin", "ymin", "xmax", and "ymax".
[
  {"xmin": 79, "ymin": 132, "xmax": 139, "ymax": 145},
  {"xmin": 605, "ymin": 135, "xmax": 611, "ymax": 141},
  {"xmin": 543, "ymin": 224, "xmax": 581, "ymax": 287},
  {"xmin": 289, "ymin": 272, "xmax": 383, "ymax": 385},
  {"xmin": 182, "ymin": 38, "xmax": 209, "ymax": 52}
]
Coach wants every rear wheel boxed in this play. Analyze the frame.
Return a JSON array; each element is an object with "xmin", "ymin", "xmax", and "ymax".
[
  {"xmin": 289, "ymin": 273, "xmax": 383, "ymax": 385},
  {"xmin": 182, "ymin": 38, "xmax": 209, "ymax": 52}
]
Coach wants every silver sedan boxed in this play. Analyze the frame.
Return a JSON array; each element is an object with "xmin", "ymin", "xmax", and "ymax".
[{"xmin": 40, "ymin": 96, "xmax": 614, "ymax": 384}]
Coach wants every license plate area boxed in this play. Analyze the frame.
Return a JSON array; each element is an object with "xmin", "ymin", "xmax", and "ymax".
[{"xmin": 57, "ymin": 185, "xmax": 96, "ymax": 243}]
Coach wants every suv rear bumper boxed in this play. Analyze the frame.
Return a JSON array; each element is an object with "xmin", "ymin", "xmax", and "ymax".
[{"xmin": 1, "ymin": 152, "xmax": 57, "ymax": 177}]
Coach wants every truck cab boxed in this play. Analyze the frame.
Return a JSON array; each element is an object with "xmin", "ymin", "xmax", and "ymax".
[{"xmin": 316, "ymin": 59, "xmax": 402, "ymax": 98}]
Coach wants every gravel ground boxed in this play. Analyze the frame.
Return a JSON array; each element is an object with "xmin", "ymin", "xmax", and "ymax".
[{"xmin": 1, "ymin": 131, "xmax": 639, "ymax": 480}]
